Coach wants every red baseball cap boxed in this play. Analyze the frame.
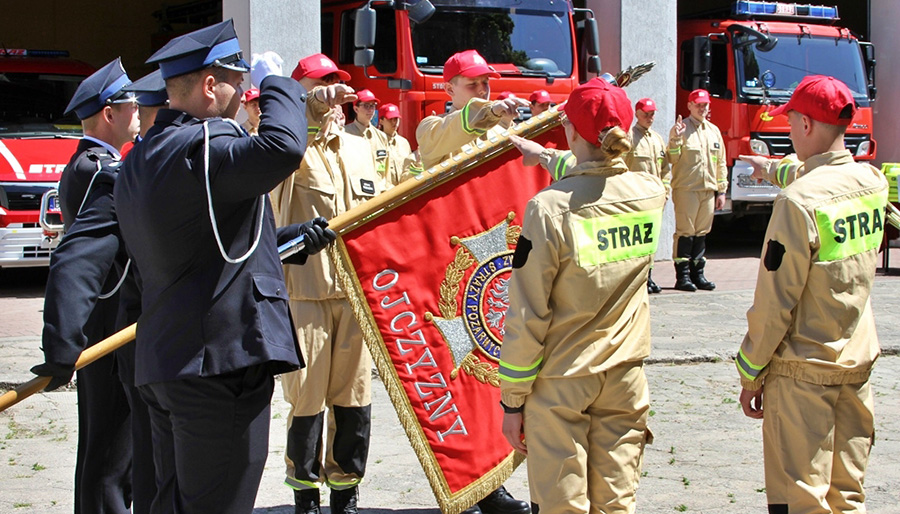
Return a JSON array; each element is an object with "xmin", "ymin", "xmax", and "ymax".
[
  {"xmin": 242, "ymin": 88, "xmax": 260, "ymax": 103},
  {"xmin": 530, "ymin": 89, "xmax": 551, "ymax": 104},
  {"xmin": 768, "ymin": 75, "xmax": 857, "ymax": 126},
  {"xmin": 442, "ymin": 50, "xmax": 500, "ymax": 82},
  {"xmin": 688, "ymin": 89, "xmax": 711, "ymax": 104},
  {"xmin": 379, "ymin": 103, "xmax": 400, "ymax": 119},
  {"xmin": 560, "ymin": 77, "xmax": 633, "ymax": 147},
  {"xmin": 497, "ymin": 91, "xmax": 516, "ymax": 101},
  {"xmin": 291, "ymin": 53, "xmax": 351, "ymax": 82},
  {"xmin": 355, "ymin": 89, "xmax": 379, "ymax": 105},
  {"xmin": 635, "ymin": 98, "xmax": 656, "ymax": 112}
]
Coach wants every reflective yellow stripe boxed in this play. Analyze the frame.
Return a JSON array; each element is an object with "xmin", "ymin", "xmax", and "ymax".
[
  {"xmin": 461, "ymin": 102, "xmax": 486, "ymax": 136},
  {"xmin": 736, "ymin": 349, "xmax": 765, "ymax": 380},
  {"xmin": 552, "ymin": 151, "xmax": 575, "ymax": 181},
  {"xmin": 669, "ymin": 147, "xmax": 681, "ymax": 154},
  {"xmin": 408, "ymin": 166, "xmax": 424, "ymax": 176},
  {"xmin": 499, "ymin": 357, "xmax": 543, "ymax": 382},
  {"xmin": 776, "ymin": 163, "xmax": 790, "ymax": 187},
  {"xmin": 815, "ymin": 192, "xmax": 887, "ymax": 262},
  {"xmin": 285, "ymin": 477, "xmax": 320, "ymax": 490},
  {"xmin": 574, "ymin": 208, "xmax": 663, "ymax": 266}
]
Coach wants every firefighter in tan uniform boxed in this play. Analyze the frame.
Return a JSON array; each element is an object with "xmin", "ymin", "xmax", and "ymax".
[
  {"xmin": 626, "ymin": 97, "xmax": 671, "ymax": 294},
  {"xmin": 416, "ymin": 49, "xmax": 527, "ymax": 170},
  {"xmin": 345, "ymin": 89, "xmax": 394, "ymax": 188},
  {"xmin": 377, "ymin": 102, "xmax": 417, "ymax": 186},
  {"xmin": 529, "ymin": 89, "xmax": 552, "ymax": 116},
  {"xmin": 735, "ymin": 76, "xmax": 887, "ymax": 514},
  {"xmin": 278, "ymin": 82, "xmax": 384, "ymax": 514},
  {"xmin": 416, "ymin": 49, "xmax": 530, "ymax": 514},
  {"xmin": 502, "ymin": 78, "xmax": 665, "ymax": 514},
  {"xmin": 667, "ymin": 89, "xmax": 727, "ymax": 291}
]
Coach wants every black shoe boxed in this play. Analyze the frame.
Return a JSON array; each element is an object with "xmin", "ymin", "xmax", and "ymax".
[
  {"xmin": 673, "ymin": 261, "xmax": 697, "ymax": 292},
  {"xmin": 330, "ymin": 486, "xmax": 359, "ymax": 514},
  {"xmin": 647, "ymin": 270, "xmax": 662, "ymax": 294},
  {"xmin": 478, "ymin": 486, "xmax": 531, "ymax": 514},
  {"xmin": 295, "ymin": 488, "xmax": 320, "ymax": 514},
  {"xmin": 689, "ymin": 258, "xmax": 716, "ymax": 291},
  {"xmin": 461, "ymin": 505, "xmax": 483, "ymax": 514}
]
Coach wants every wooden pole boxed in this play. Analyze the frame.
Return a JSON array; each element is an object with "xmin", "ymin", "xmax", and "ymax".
[{"xmin": 0, "ymin": 111, "xmax": 561, "ymax": 413}]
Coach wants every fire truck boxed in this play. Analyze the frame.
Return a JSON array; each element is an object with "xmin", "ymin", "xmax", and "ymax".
[
  {"xmin": 678, "ymin": 1, "xmax": 877, "ymax": 216},
  {"xmin": 320, "ymin": 0, "xmax": 600, "ymax": 145},
  {"xmin": 0, "ymin": 49, "xmax": 93, "ymax": 268}
]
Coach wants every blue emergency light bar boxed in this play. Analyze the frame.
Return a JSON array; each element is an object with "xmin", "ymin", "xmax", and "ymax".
[
  {"xmin": 0, "ymin": 49, "xmax": 71, "ymax": 58},
  {"xmin": 734, "ymin": 1, "xmax": 839, "ymax": 20}
]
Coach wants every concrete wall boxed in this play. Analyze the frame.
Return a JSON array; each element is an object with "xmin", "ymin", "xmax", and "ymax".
[
  {"xmin": 586, "ymin": 0, "xmax": 677, "ymax": 260},
  {"xmin": 871, "ymin": 0, "xmax": 900, "ymax": 167},
  {"xmin": 224, "ymin": 0, "xmax": 320, "ymax": 89}
]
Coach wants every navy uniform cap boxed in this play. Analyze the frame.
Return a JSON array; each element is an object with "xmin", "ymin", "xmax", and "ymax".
[
  {"xmin": 124, "ymin": 70, "xmax": 168, "ymax": 107},
  {"xmin": 147, "ymin": 19, "xmax": 250, "ymax": 80},
  {"xmin": 64, "ymin": 57, "xmax": 135, "ymax": 120}
]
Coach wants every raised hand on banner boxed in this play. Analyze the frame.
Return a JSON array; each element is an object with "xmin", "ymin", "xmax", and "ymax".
[
  {"xmin": 314, "ymin": 84, "xmax": 357, "ymax": 108},
  {"xmin": 250, "ymin": 51, "xmax": 284, "ymax": 88},
  {"xmin": 509, "ymin": 135, "xmax": 546, "ymax": 167},
  {"xmin": 491, "ymin": 96, "xmax": 528, "ymax": 122},
  {"xmin": 30, "ymin": 362, "xmax": 74, "ymax": 392}
]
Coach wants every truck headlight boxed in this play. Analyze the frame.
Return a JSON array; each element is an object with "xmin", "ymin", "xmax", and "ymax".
[
  {"xmin": 856, "ymin": 140, "xmax": 872, "ymax": 157},
  {"xmin": 749, "ymin": 139, "xmax": 770, "ymax": 156}
]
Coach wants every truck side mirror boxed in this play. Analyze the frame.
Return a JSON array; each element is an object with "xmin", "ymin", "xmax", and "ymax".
[
  {"xmin": 691, "ymin": 36, "xmax": 711, "ymax": 90},
  {"xmin": 587, "ymin": 56, "xmax": 601, "ymax": 75},
  {"xmin": 354, "ymin": 4, "xmax": 377, "ymax": 50},
  {"xmin": 860, "ymin": 42, "xmax": 877, "ymax": 101},
  {"xmin": 355, "ymin": 48, "xmax": 375, "ymax": 68},
  {"xmin": 582, "ymin": 17, "xmax": 600, "ymax": 56},
  {"xmin": 406, "ymin": 0, "xmax": 435, "ymax": 24}
]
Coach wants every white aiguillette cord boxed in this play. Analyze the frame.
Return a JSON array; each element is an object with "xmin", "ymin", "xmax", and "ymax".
[
  {"xmin": 203, "ymin": 120, "xmax": 265, "ymax": 264},
  {"xmin": 77, "ymin": 159, "xmax": 131, "ymax": 300}
]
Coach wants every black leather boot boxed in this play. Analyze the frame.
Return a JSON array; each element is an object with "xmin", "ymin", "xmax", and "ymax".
[
  {"xmin": 673, "ymin": 236, "xmax": 697, "ymax": 292},
  {"xmin": 477, "ymin": 486, "xmax": 531, "ymax": 514},
  {"xmin": 647, "ymin": 269, "xmax": 662, "ymax": 294},
  {"xmin": 690, "ymin": 235, "xmax": 716, "ymax": 290},
  {"xmin": 330, "ymin": 486, "xmax": 359, "ymax": 514},
  {"xmin": 294, "ymin": 488, "xmax": 320, "ymax": 514}
]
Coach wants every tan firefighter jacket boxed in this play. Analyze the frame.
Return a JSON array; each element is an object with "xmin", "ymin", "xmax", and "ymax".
[
  {"xmin": 668, "ymin": 116, "xmax": 727, "ymax": 193},
  {"xmin": 384, "ymin": 131, "xmax": 415, "ymax": 187},
  {"xmin": 737, "ymin": 150, "xmax": 888, "ymax": 390},
  {"xmin": 626, "ymin": 124, "xmax": 671, "ymax": 192},
  {"xmin": 416, "ymin": 97, "xmax": 504, "ymax": 169},
  {"xmin": 277, "ymin": 88, "xmax": 386, "ymax": 301},
  {"xmin": 499, "ymin": 153, "xmax": 667, "ymax": 408}
]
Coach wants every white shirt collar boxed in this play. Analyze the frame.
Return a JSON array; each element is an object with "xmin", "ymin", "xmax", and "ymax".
[{"xmin": 82, "ymin": 135, "xmax": 122, "ymax": 161}]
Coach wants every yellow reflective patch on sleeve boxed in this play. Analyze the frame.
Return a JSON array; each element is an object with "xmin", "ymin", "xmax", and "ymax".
[
  {"xmin": 574, "ymin": 208, "xmax": 663, "ymax": 266},
  {"xmin": 815, "ymin": 192, "xmax": 888, "ymax": 262}
]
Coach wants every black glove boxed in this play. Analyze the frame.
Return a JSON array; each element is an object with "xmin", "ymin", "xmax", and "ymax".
[
  {"xmin": 298, "ymin": 217, "xmax": 337, "ymax": 255},
  {"xmin": 30, "ymin": 362, "xmax": 74, "ymax": 392}
]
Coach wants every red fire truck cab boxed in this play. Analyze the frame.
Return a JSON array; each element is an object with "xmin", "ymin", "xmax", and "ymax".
[
  {"xmin": 320, "ymin": 0, "xmax": 600, "ymax": 145},
  {"xmin": 678, "ymin": 1, "xmax": 877, "ymax": 217},
  {"xmin": 0, "ymin": 49, "xmax": 93, "ymax": 267}
]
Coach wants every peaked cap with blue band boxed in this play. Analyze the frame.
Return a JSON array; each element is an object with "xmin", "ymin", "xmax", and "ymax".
[
  {"xmin": 64, "ymin": 57, "xmax": 134, "ymax": 120},
  {"xmin": 124, "ymin": 70, "xmax": 168, "ymax": 107},
  {"xmin": 147, "ymin": 19, "xmax": 250, "ymax": 80}
]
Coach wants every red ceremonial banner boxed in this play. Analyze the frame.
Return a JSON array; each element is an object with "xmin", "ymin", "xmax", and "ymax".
[{"xmin": 332, "ymin": 118, "xmax": 564, "ymax": 514}]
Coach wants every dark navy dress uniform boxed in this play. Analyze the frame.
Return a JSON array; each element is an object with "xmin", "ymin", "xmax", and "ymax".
[
  {"xmin": 36, "ymin": 58, "xmax": 135, "ymax": 514},
  {"xmin": 114, "ymin": 19, "xmax": 311, "ymax": 514}
]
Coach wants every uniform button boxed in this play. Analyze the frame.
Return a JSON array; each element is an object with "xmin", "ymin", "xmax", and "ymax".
[{"xmin": 276, "ymin": 288, "xmax": 281, "ymax": 294}]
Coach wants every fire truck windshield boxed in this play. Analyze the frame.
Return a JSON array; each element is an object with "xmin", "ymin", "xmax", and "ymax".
[
  {"xmin": 411, "ymin": 7, "xmax": 573, "ymax": 78},
  {"xmin": 0, "ymin": 73, "xmax": 84, "ymax": 137},
  {"xmin": 736, "ymin": 35, "xmax": 870, "ymax": 106}
]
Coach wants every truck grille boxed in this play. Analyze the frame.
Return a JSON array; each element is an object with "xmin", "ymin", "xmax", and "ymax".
[
  {"xmin": 0, "ymin": 183, "xmax": 54, "ymax": 210},
  {"xmin": 751, "ymin": 132, "xmax": 871, "ymax": 157}
]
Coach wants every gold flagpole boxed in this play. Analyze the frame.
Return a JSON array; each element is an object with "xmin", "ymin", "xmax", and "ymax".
[{"xmin": 0, "ymin": 110, "xmax": 562, "ymax": 414}]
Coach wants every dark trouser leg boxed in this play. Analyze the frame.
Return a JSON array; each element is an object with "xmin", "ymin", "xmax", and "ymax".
[
  {"xmin": 690, "ymin": 235, "xmax": 716, "ymax": 290},
  {"xmin": 673, "ymin": 236, "xmax": 697, "ymax": 292},
  {"xmin": 142, "ymin": 364, "xmax": 274, "ymax": 514},
  {"xmin": 327, "ymin": 405, "xmax": 371, "ymax": 514},
  {"xmin": 74, "ymin": 352, "xmax": 133, "ymax": 514},
  {"xmin": 123, "ymin": 379, "xmax": 156, "ymax": 514},
  {"xmin": 286, "ymin": 412, "xmax": 326, "ymax": 490}
]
